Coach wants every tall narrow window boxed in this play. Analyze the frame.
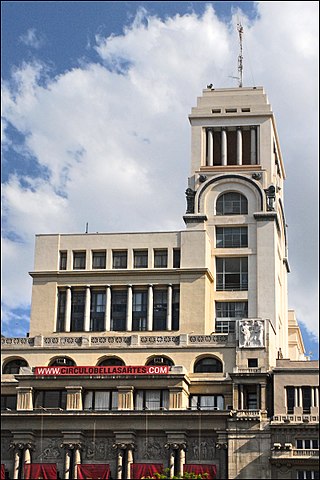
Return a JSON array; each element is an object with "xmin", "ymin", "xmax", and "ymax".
[
  {"xmin": 90, "ymin": 291, "xmax": 106, "ymax": 331},
  {"xmin": 302, "ymin": 387, "xmax": 312, "ymax": 414},
  {"xmin": 132, "ymin": 291, "xmax": 148, "ymax": 331},
  {"xmin": 92, "ymin": 251, "xmax": 106, "ymax": 269},
  {"xmin": 59, "ymin": 251, "xmax": 67, "ymax": 270},
  {"xmin": 215, "ymin": 301, "xmax": 248, "ymax": 333},
  {"xmin": 70, "ymin": 290, "xmax": 85, "ymax": 331},
  {"xmin": 134, "ymin": 250, "xmax": 148, "ymax": 268},
  {"xmin": 111, "ymin": 290, "xmax": 127, "ymax": 331},
  {"xmin": 286, "ymin": 386, "xmax": 295, "ymax": 414},
  {"xmin": 216, "ymin": 192, "xmax": 248, "ymax": 215},
  {"xmin": 154, "ymin": 249, "xmax": 168, "ymax": 268},
  {"xmin": 172, "ymin": 287, "xmax": 180, "ymax": 330},
  {"xmin": 56, "ymin": 289, "xmax": 66, "ymax": 332},
  {"xmin": 73, "ymin": 251, "xmax": 86, "ymax": 269},
  {"xmin": 173, "ymin": 249, "xmax": 181, "ymax": 268},
  {"xmin": 153, "ymin": 289, "xmax": 167, "ymax": 330},
  {"xmin": 216, "ymin": 257, "xmax": 248, "ymax": 291},
  {"xmin": 216, "ymin": 227, "xmax": 248, "ymax": 248},
  {"xmin": 113, "ymin": 251, "xmax": 127, "ymax": 269}
]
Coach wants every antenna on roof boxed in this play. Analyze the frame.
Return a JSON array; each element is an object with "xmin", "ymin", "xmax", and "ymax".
[
  {"xmin": 237, "ymin": 22, "xmax": 244, "ymax": 87},
  {"xmin": 85, "ymin": 222, "xmax": 88, "ymax": 234}
]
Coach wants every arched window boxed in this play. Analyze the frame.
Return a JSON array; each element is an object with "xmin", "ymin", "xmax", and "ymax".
[
  {"xmin": 216, "ymin": 192, "xmax": 248, "ymax": 215},
  {"xmin": 97, "ymin": 357, "xmax": 125, "ymax": 367},
  {"xmin": 49, "ymin": 357, "xmax": 76, "ymax": 367},
  {"xmin": 194, "ymin": 357, "xmax": 223, "ymax": 373},
  {"xmin": 146, "ymin": 357, "xmax": 174, "ymax": 367},
  {"xmin": 3, "ymin": 358, "xmax": 28, "ymax": 374}
]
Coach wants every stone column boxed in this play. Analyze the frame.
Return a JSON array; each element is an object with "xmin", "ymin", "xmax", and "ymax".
[
  {"xmin": 65, "ymin": 286, "xmax": 72, "ymax": 332},
  {"xmin": 116, "ymin": 448, "xmax": 124, "ymax": 480},
  {"xmin": 16, "ymin": 387, "xmax": 33, "ymax": 411},
  {"xmin": 237, "ymin": 127, "xmax": 242, "ymax": 165},
  {"xmin": 127, "ymin": 445, "xmax": 134, "ymax": 479},
  {"xmin": 311, "ymin": 387, "xmax": 315, "ymax": 407},
  {"xmin": 315, "ymin": 387, "xmax": 319, "ymax": 407},
  {"xmin": 178, "ymin": 445, "xmax": 186, "ymax": 477},
  {"xmin": 257, "ymin": 384, "xmax": 261, "ymax": 410},
  {"xmin": 10, "ymin": 443, "xmax": 23, "ymax": 480},
  {"xmin": 207, "ymin": 129, "xmax": 214, "ymax": 166},
  {"xmin": 233, "ymin": 384, "xmax": 239, "ymax": 410},
  {"xmin": 126, "ymin": 285, "xmax": 133, "ymax": 332},
  {"xmin": 299, "ymin": 388, "xmax": 303, "ymax": 409},
  {"xmin": 250, "ymin": 127, "xmax": 256, "ymax": 165},
  {"xmin": 66, "ymin": 386, "xmax": 83, "ymax": 411},
  {"xmin": 239, "ymin": 385, "xmax": 244, "ymax": 410},
  {"xmin": 147, "ymin": 284, "xmax": 153, "ymax": 331},
  {"xmin": 167, "ymin": 284, "xmax": 172, "ymax": 331},
  {"xmin": 295, "ymin": 387, "xmax": 299, "ymax": 408},
  {"xmin": 104, "ymin": 285, "xmax": 111, "ymax": 331},
  {"xmin": 117, "ymin": 386, "xmax": 134, "ymax": 410},
  {"xmin": 84, "ymin": 286, "xmax": 91, "ymax": 332},
  {"xmin": 169, "ymin": 450, "xmax": 175, "ymax": 479},
  {"xmin": 73, "ymin": 445, "xmax": 81, "ymax": 480},
  {"xmin": 216, "ymin": 442, "xmax": 228, "ymax": 480},
  {"xmin": 24, "ymin": 445, "xmax": 31, "ymax": 465},
  {"xmin": 63, "ymin": 446, "xmax": 72, "ymax": 480},
  {"xmin": 260, "ymin": 383, "xmax": 267, "ymax": 411},
  {"xmin": 221, "ymin": 129, "xmax": 227, "ymax": 166}
]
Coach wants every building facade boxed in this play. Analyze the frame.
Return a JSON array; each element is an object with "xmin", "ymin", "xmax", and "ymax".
[{"xmin": 1, "ymin": 86, "xmax": 319, "ymax": 480}]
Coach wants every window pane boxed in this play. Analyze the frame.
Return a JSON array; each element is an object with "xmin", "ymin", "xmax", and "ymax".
[
  {"xmin": 73, "ymin": 252, "xmax": 86, "ymax": 269},
  {"xmin": 59, "ymin": 251, "xmax": 67, "ymax": 270},
  {"xmin": 92, "ymin": 252, "xmax": 106, "ymax": 269},
  {"xmin": 56, "ymin": 290, "xmax": 66, "ymax": 332},
  {"xmin": 111, "ymin": 290, "xmax": 127, "ymax": 331},
  {"xmin": 134, "ymin": 250, "xmax": 148, "ymax": 268},
  {"xmin": 154, "ymin": 250, "xmax": 168, "ymax": 268},
  {"xmin": 113, "ymin": 251, "xmax": 127, "ymax": 269},
  {"xmin": 216, "ymin": 192, "xmax": 248, "ymax": 215}
]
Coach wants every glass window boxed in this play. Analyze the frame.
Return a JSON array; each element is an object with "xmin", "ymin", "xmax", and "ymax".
[
  {"xmin": 135, "ymin": 390, "xmax": 169, "ymax": 411},
  {"xmin": 216, "ymin": 192, "xmax": 248, "ymax": 215},
  {"xmin": 132, "ymin": 291, "xmax": 148, "ymax": 331},
  {"xmin": 92, "ymin": 251, "xmax": 106, "ymax": 269},
  {"xmin": 154, "ymin": 249, "xmax": 168, "ymax": 268},
  {"xmin": 98, "ymin": 358, "xmax": 125, "ymax": 366},
  {"xmin": 3, "ymin": 359, "xmax": 28, "ymax": 374},
  {"xmin": 34, "ymin": 390, "xmax": 67, "ymax": 410},
  {"xmin": 1, "ymin": 395, "xmax": 17, "ymax": 411},
  {"xmin": 71, "ymin": 290, "xmax": 85, "ymax": 331},
  {"xmin": 190, "ymin": 395, "xmax": 224, "ymax": 410},
  {"xmin": 49, "ymin": 358, "xmax": 75, "ymax": 367},
  {"xmin": 73, "ymin": 251, "xmax": 86, "ymax": 269},
  {"xmin": 56, "ymin": 289, "xmax": 66, "ymax": 332},
  {"xmin": 216, "ymin": 227, "xmax": 248, "ymax": 248},
  {"xmin": 146, "ymin": 357, "xmax": 174, "ymax": 367},
  {"xmin": 215, "ymin": 301, "xmax": 248, "ymax": 333},
  {"xmin": 194, "ymin": 357, "xmax": 223, "ymax": 373},
  {"xmin": 173, "ymin": 249, "xmax": 181, "ymax": 268},
  {"xmin": 216, "ymin": 257, "xmax": 248, "ymax": 291},
  {"xmin": 302, "ymin": 387, "xmax": 312, "ymax": 413},
  {"xmin": 59, "ymin": 251, "xmax": 67, "ymax": 270},
  {"xmin": 172, "ymin": 287, "xmax": 180, "ymax": 330},
  {"xmin": 286, "ymin": 387, "xmax": 295, "ymax": 414},
  {"xmin": 134, "ymin": 250, "xmax": 148, "ymax": 268},
  {"xmin": 153, "ymin": 289, "xmax": 167, "ymax": 330},
  {"xmin": 83, "ymin": 390, "xmax": 118, "ymax": 411},
  {"xmin": 91, "ymin": 291, "xmax": 106, "ymax": 331},
  {"xmin": 248, "ymin": 358, "xmax": 258, "ymax": 368},
  {"xmin": 113, "ymin": 251, "xmax": 127, "ymax": 269},
  {"xmin": 111, "ymin": 290, "xmax": 127, "ymax": 331}
]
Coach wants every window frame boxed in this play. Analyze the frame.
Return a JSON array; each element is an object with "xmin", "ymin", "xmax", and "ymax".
[
  {"xmin": 73, "ymin": 251, "xmax": 86, "ymax": 270},
  {"xmin": 92, "ymin": 251, "xmax": 106, "ymax": 269},
  {"xmin": 112, "ymin": 250, "xmax": 128, "ymax": 269},
  {"xmin": 83, "ymin": 390, "xmax": 118, "ymax": 411},
  {"xmin": 216, "ymin": 226, "xmax": 248, "ymax": 248},
  {"xmin": 216, "ymin": 192, "xmax": 248, "ymax": 215},
  {"xmin": 134, "ymin": 389, "xmax": 169, "ymax": 411},
  {"xmin": 154, "ymin": 249, "xmax": 168, "ymax": 268},
  {"xmin": 133, "ymin": 250, "xmax": 148, "ymax": 268},
  {"xmin": 216, "ymin": 257, "xmax": 248, "ymax": 291},
  {"xmin": 34, "ymin": 390, "xmax": 67, "ymax": 410}
]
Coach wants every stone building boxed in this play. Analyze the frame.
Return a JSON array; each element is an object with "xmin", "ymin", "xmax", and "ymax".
[{"xmin": 1, "ymin": 86, "xmax": 319, "ymax": 480}]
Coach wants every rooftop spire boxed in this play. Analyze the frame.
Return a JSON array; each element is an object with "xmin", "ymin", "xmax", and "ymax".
[{"xmin": 237, "ymin": 22, "xmax": 244, "ymax": 87}]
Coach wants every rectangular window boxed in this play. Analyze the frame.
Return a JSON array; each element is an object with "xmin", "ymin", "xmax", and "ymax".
[
  {"xmin": 216, "ymin": 227, "xmax": 248, "ymax": 248},
  {"xmin": 34, "ymin": 390, "xmax": 67, "ymax": 410},
  {"xmin": 111, "ymin": 290, "xmax": 127, "ymax": 331},
  {"xmin": 56, "ymin": 290, "xmax": 66, "ymax": 332},
  {"xmin": 1, "ymin": 395, "xmax": 17, "ymax": 411},
  {"xmin": 135, "ymin": 390, "xmax": 169, "ymax": 411},
  {"xmin": 172, "ymin": 287, "xmax": 180, "ymax": 330},
  {"xmin": 83, "ymin": 390, "xmax": 118, "ymax": 411},
  {"xmin": 297, "ymin": 472, "xmax": 319, "ymax": 480},
  {"xmin": 71, "ymin": 290, "xmax": 85, "ymax": 331},
  {"xmin": 190, "ymin": 395, "xmax": 224, "ymax": 410},
  {"xmin": 59, "ymin": 251, "xmax": 67, "ymax": 270},
  {"xmin": 153, "ymin": 289, "xmax": 167, "ymax": 330},
  {"xmin": 92, "ymin": 251, "xmax": 106, "ymax": 269},
  {"xmin": 215, "ymin": 301, "xmax": 248, "ymax": 333},
  {"xmin": 154, "ymin": 249, "xmax": 168, "ymax": 268},
  {"xmin": 248, "ymin": 358, "xmax": 258, "ymax": 368},
  {"xmin": 132, "ymin": 291, "xmax": 148, "ymax": 331},
  {"xmin": 302, "ymin": 386, "xmax": 312, "ymax": 413},
  {"xmin": 173, "ymin": 249, "xmax": 181, "ymax": 268},
  {"xmin": 286, "ymin": 386, "xmax": 295, "ymax": 414},
  {"xmin": 73, "ymin": 251, "xmax": 86, "ymax": 269},
  {"xmin": 134, "ymin": 250, "xmax": 148, "ymax": 268},
  {"xmin": 112, "ymin": 250, "xmax": 127, "ymax": 269},
  {"xmin": 90, "ymin": 291, "xmax": 106, "ymax": 331},
  {"xmin": 216, "ymin": 257, "xmax": 248, "ymax": 291}
]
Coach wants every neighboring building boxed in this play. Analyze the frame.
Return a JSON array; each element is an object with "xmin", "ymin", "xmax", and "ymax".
[{"xmin": 1, "ymin": 86, "xmax": 319, "ymax": 480}]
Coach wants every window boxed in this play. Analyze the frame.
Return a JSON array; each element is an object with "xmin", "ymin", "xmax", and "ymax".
[
  {"xmin": 49, "ymin": 357, "xmax": 75, "ymax": 367},
  {"xmin": 113, "ymin": 251, "xmax": 127, "ymax": 269},
  {"xmin": 83, "ymin": 390, "xmax": 118, "ymax": 411},
  {"xmin": 91, "ymin": 291, "xmax": 106, "ymax": 331},
  {"xmin": 153, "ymin": 289, "xmax": 167, "ymax": 330},
  {"xmin": 97, "ymin": 358, "xmax": 125, "ymax": 367},
  {"xmin": 134, "ymin": 250, "xmax": 148, "ymax": 268},
  {"xmin": 216, "ymin": 257, "xmax": 248, "ymax": 291},
  {"xmin": 302, "ymin": 386, "xmax": 312, "ymax": 413},
  {"xmin": 248, "ymin": 358, "xmax": 258, "ymax": 368},
  {"xmin": 194, "ymin": 357, "xmax": 223, "ymax": 373},
  {"xmin": 297, "ymin": 472, "xmax": 319, "ymax": 480},
  {"xmin": 173, "ymin": 249, "xmax": 181, "ymax": 268},
  {"xmin": 132, "ymin": 291, "xmax": 148, "ymax": 331},
  {"xmin": 286, "ymin": 386, "xmax": 295, "ymax": 414},
  {"xmin": 92, "ymin": 251, "xmax": 106, "ymax": 269},
  {"xmin": 216, "ymin": 227, "xmax": 248, "ymax": 248},
  {"xmin": 56, "ymin": 289, "xmax": 66, "ymax": 332},
  {"xmin": 215, "ymin": 301, "xmax": 248, "ymax": 333},
  {"xmin": 111, "ymin": 290, "xmax": 127, "ymax": 331},
  {"xmin": 70, "ymin": 290, "xmax": 85, "ymax": 331},
  {"xmin": 146, "ymin": 357, "xmax": 174, "ymax": 367},
  {"xmin": 1, "ymin": 395, "xmax": 17, "ymax": 411},
  {"xmin": 190, "ymin": 395, "xmax": 224, "ymax": 410},
  {"xmin": 216, "ymin": 192, "xmax": 248, "ymax": 215},
  {"xmin": 73, "ymin": 251, "xmax": 86, "ymax": 269},
  {"xmin": 3, "ymin": 359, "xmax": 28, "ymax": 374},
  {"xmin": 296, "ymin": 440, "xmax": 319, "ymax": 450},
  {"xmin": 34, "ymin": 390, "xmax": 67, "ymax": 410},
  {"xmin": 154, "ymin": 249, "xmax": 168, "ymax": 268},
  {"xmin": 172, "ymin": 287, "xmax": 180, "ymax": 330},
  {"xmin": 59, "ymin": 251, "xmax": 67, "ymax": 270},
  {"xmin": 135, "ymin": 390, "xmax": 169, "ymax": 410}
]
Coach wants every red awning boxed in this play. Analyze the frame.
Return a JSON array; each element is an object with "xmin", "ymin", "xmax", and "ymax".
[
  {"xmin": 1, "ymin": 464, "xmax": 5, "ymax": 480},
  {"xmin": 184, "ymin": 464, "xmax": 217, "ymax": 479},
  {"xmin": 77, "ymin": 464, "xmax": 110, "ymax": 479},
  {"xmin": 24, "ymin": 463, "xmax": 57, "ymax": 479},
  {"xmin": 131, "ymin": 463, "xmax": 164, "ymax": 479}
]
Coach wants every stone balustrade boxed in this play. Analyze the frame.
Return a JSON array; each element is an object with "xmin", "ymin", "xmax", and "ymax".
[{"xmin": 272, "ymin": 414, "xmax": 319, "ymax": 423}]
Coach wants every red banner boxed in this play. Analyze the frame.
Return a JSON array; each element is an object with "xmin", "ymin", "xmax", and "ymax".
[
  {"xmin": 1, "ymin": 464, "xmax": 5, "ymax": 480},
  {"xmin": 131, "ymin": 463, "xmax": 164, "ymax": 479},
  {"xmin": 34, "ymin": 365, "xmax": 170, "ymax": 376},
  {"xmin": 184, "ymin": 464, "xmax": 217, "ymax": 479},
  {"xmin": 24, "ymin": 463, "xmax": 57, "ymax": 479},
  {"xmin": 77, "ymin": 464, "xmax": 110, "ymax": 479}
]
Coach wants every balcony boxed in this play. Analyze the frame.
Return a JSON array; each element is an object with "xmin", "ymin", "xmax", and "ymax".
[
  {"xmin": 230, "ymin": 409, "xmax": 264, "ymax": 421},
  {"xmin": 271, "ymin": 448, "xmax": 319, "ymax": 462}
]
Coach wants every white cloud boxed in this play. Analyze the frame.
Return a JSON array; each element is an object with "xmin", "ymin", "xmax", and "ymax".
[
  {"xmin": 19, "ymin": 28, "xmax": 46, "ymax": 49},
  {"xmin": 1, "ymin": 2, "xmax": 319, "ymax": 340}
]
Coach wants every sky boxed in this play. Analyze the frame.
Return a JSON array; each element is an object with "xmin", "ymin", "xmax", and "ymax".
[{"xmin": 1, "ymin": 1, "xmax": 319, "ymax": 359}]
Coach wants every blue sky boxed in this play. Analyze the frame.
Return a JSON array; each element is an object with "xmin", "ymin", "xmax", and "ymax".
[{"xmin": 1, "ymin": 1, "xmax": 319, "ymax": 359}]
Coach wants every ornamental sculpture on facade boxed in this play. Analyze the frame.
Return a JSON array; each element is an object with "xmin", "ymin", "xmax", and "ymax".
[{"xmin": 239, "ymin": 319, "xmax": 264, "ymax": 348}]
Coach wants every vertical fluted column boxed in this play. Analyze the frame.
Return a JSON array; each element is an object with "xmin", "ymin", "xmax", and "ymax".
[
  {"xmin": 105, "ymin": 285, "xmax": 111, "ymax": 331},
  {"xmin": 73, "ymin": 445, "xmax": 81, "ymax": 479},
  {"xmin": 315, "ymin": 387, "xmax": 319, "ymax": 407},
  {"xmin": 178, "ymin": 446, "xmax": 186, "ymax": 477},
  {"xmin": 237, "ymin": 127, "xmax": 242, "ymax": 165},
  {"xmin": 207, "ymin": 129, "xmax": 214, "ymax": 166},
  {"xmin": 239, "ymin": 385, "xmax": 244, "ymax": 410},
  {"xmin": 295, "ymin": 387, "xmax": 299, "ymax": 407},
  {"xmin": 64, "ymin": 447, "xmax": 72, "ymax": 480},
  {"xmin": 221, "ymin": 128, "xmax": 227, "ymax": 166},
  {"xmin": 233, "ymin": 384, "xmax": 239, "ymax": 410},
  {"xmin": 65, "ymin": 286, "xmax": 72, "ymax": 332},
  {"xmin": 299, "ymin": 388, "xmax": 303, "ymax": 408},
  {"xmin": 24, "ymin": 446, "xmax": 31, "ymax": 465},
  {"xmin": 117, "ymin": 450, "xmax": 123, "ymax": 480},
  {"xmin": 169, "ymin": 450, "xmax": 175, "ymax": 479},
  {"xmin": 250, "ymin": 127, "xmax": 256, "ymax": 164},
  {"xmin": 166, "ymin": 284, "xmax": 172, "ymax": 331},
  {"xmin": 147, "ymin": 284, "xmax": 153, "ymax": 331},
  {"xmin": 84, "ymin": 286, "xmax": 91, "ymax": 332},
  {"xmin": 127, "ymin": 445, "xmax": 133, "ymax": 479},
  {"xmin": 10, "ymin": 444, "xmax": 23, "ymax": 480},
  {"xmin": 126, "ymin": 285, "xmax": 133, "ymax": 331}
]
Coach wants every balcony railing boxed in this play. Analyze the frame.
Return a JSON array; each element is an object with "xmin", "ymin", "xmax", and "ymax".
[
  {"xmin": 272, "ymin": 414, "xmax": 319, "ymax": 423},
  {"xmin": 271, "ymin": 449, "xmax": 319, "ymax": 459}
]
